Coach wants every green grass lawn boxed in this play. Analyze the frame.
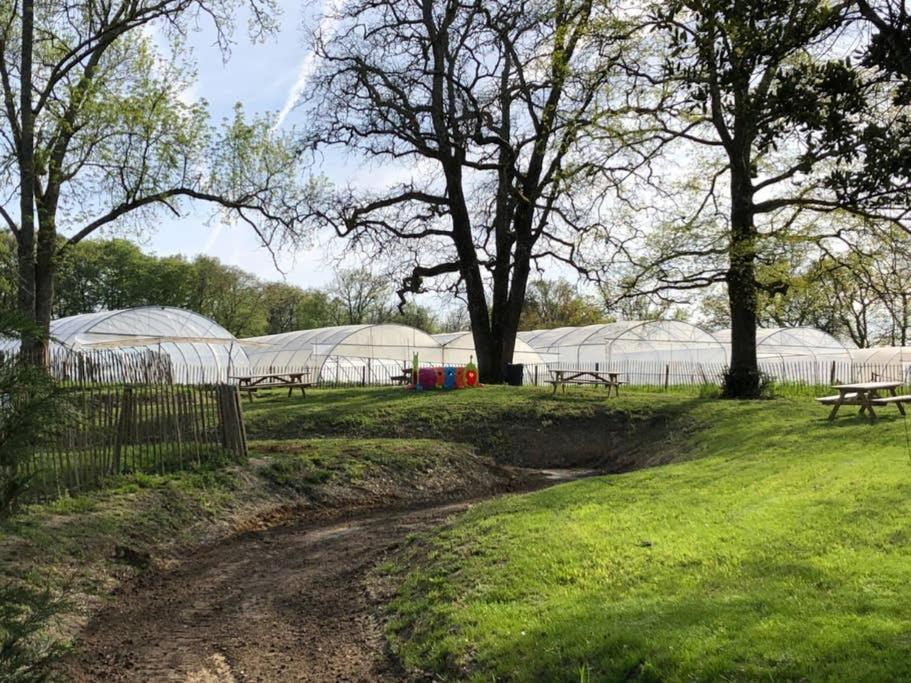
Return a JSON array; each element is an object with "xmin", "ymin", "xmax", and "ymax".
[
  {"xmin": 384, "ymin": 396, "xmax": 911, "ymax": 681},
  {"xmin": 241, "ymin": 384, "xmax": 700, "ymax": 441},
  {"xmin": 10, "ymin": 384, "xmax": 910, "ymax": 679}
]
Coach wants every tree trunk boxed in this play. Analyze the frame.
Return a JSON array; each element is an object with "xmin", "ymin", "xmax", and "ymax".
[
  {"xmin": 724, "ymin": 162, "xmax": 761, "ymax": 398},
  {"xmin": 447, "ymin": 182, "xmax": 498, "ymax": 383},
  {"xmin": 32, "ymin": 211, "xmax": 57, "ymax": 362},
  {"xmin": 17, "ymin": 0, "xmax": 38, "ymax": 362}
]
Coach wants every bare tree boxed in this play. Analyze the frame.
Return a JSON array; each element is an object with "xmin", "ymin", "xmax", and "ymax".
[
  {"xmin": 328, "ymin": 269, "xmax": 392, "ymax": 325},
  {"xmin": 300, "ymin": 0, "xmax": 637, "ymax": 381}
]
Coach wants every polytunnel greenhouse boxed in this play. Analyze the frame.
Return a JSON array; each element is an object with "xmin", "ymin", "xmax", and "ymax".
[
  {"xmin": 715, "ymin": 327, "xmax": 855, "ymax": 384},
  {"xmin": 432, "ymin": 332, "xmax": 546, "ymax": 365},
  {"xmin": 715, "ymin": 327, "xmax": 854, "ymax": 363},
  {"xmin": 241, "ymin": 324, "xmax": 444, "ymax": 385},
  {"xmin": 849, "ymin": 346, "xmax": 911, "ymax": 383},
  {"xmin": 518, "ymin": 320, "xmax": 728, "ymax": 385},
  {"xmin": 0, "ymin": 306, "xmax": 250, "ymax": 383}
]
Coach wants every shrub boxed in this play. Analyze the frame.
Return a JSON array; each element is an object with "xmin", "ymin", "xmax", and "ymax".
[{"xmin": 0, "ymin": 583, "xmax": 68, "ymax": 682}]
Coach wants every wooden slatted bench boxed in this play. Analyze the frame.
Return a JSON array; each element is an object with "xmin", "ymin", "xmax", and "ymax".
[
  {"xmin": 871, "ymin": 394, "xmax": 911, "ymax": 416},
  {"xmin": 815, "ymin": 393, "xmax": 858, "ymax": 405}
]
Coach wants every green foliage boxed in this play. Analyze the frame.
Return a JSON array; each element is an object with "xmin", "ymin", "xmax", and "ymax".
[
  {"xmin": 261, "ymin": 282, "xmax": 337, "ymax": 334},
  {"xmin": 519, "ymin": 279, "xmax": 606, "ymax": 331},
  {"xmin": 0, "ymin": 233, "xmax": 443, "ymax": 337},
  {"xmin": 721, "ymin": 367, "xmax": 775, "ymax": 399},
  {"xmin": 0, "ymin": 312, "xmax": 71, "ymax": 518},
  {"xmin": 697, "ymin": 381, "xmax": 721, "ymax": 399},
  {"xmin": 0, "ymin": 583, "xmax": 68, "ymax": 682},
  {"xmin": 830, "ymin": 1, "xmax": 911, "ymax": 207}
]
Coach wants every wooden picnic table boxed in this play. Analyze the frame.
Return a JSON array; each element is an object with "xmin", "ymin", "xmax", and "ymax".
[
  {"xmin": 817, "ymin": 380, "xmax": 911, "ymax": 421},
  {"xmin": 231, "ymin": 370, "xmax": 312, "ymax": 401},
  {"xmin": 390, "ymin": 366, "xmax": 414, "ymax": 385},
  {"xmin": 550, "ymin": 368, "xmax": 624, "ymax": 397}
]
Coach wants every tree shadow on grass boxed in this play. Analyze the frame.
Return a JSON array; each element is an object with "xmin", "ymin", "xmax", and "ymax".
[{"xmin": 451, "ymin": 553, "xmax": 911, "ymax": 682}]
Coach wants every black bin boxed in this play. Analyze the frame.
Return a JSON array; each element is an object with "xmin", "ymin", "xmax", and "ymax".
[{"xmin": 506, "ymin": 363, "xmax": 524, "ymax": 386}]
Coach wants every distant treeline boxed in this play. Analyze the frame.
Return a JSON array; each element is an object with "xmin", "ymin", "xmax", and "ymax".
[{"xmin": 0, "ymin": 236, "xmax": 441, "ymax": 338}]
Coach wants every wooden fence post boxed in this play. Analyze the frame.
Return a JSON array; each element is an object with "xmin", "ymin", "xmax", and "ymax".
[
  {"xmin": 664, "ymin": 364, "xmax": 670, "ymax": 390},
  {"xmin": 233, "ymin": 384, "xmax": 248, "ymax": 459},
  {"xmin": 215, "ymin": 384, "xmax": 247, "ymax": 458},
  {"xmin": 113, "ymin": 387, "xmax": 132, "ymax": 475}
]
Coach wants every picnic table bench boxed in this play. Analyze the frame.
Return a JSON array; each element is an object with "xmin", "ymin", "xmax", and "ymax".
[
  {"xmin": 816, "ymin": 380, "xmax": 911, "ymax": 421},
  {"xmin": 390, "ymin": 366, "xmax": 414, "ymax": 385},
  {"xmin": 231, "ymin": 371, "xmax": 312, "ymax": 401},
  {"xmin": 550, "ymin": 369, "xmax": 625, "ymax": 397}
]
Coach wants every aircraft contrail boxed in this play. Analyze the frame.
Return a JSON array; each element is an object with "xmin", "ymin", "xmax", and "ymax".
[{"xmin": 273, "ymin": 0, "xmax": 345, "ymax": 131}]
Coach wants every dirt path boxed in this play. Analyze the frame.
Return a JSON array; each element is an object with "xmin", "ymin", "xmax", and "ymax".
[{"xmin": 66, "ymin": 469, "xmax": 586, "ymax": 682}]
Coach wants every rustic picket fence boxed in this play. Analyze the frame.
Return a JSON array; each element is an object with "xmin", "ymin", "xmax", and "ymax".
[
  {"xmin": 17, "ymin": 382, "xmax": 247, "ymax": 503},
  {"xmin": 522, "ymin": 358, "xmax": 911, "ymax": 393},
  {"xmin": 10, "ymin": 343, "xmax": 911, "ymax": 394}
]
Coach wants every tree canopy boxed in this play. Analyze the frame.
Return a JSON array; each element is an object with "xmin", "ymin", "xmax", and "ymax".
[{"xmin": 0, "ymin": 0, "xmax": 313, "ymax": 358}]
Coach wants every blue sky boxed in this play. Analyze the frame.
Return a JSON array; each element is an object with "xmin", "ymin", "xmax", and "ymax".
[{"xmin": 147, "ymin": 0, "xmax": 348, "ymax": 289}]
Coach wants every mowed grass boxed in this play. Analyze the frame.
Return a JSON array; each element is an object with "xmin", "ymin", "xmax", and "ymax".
[{"xmin": 384, "ymin": 397, "xmax": 911, "ymax": 681}]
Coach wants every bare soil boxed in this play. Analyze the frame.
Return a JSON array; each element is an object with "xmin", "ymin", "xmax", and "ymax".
[{"xmin": 63, "ymin": 469, "xmax": 586, "ymax": 682}]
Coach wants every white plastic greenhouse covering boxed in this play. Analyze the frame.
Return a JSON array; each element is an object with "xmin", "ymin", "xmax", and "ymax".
[
  {"xmin": 518, "ymin": 321, "xmax": 727, "ymax": 385},
  {"xmin": 241, "ymin": 324, "xmax": 445, "ymax": 385},
  {"xmin": 0, "ymin": 307, "xmax": 250, "ymax": 383},
  {"xmin": 519, "ymin": 321, "xmax": 727, "ymax": 365},
  {"xmin": 849, "ymin": 347, "xmax": 911, "ymax": 383},
  {"xmin": 714, "ymin": 327, "xmax": 854, "ymax": 363},
  {"xmin": 714, "ymin": 327, "xmax": 856, "ymax": 384},
  {"xmin": 432, "ymin": 332, "xmax": 546, "ymax": 366}
]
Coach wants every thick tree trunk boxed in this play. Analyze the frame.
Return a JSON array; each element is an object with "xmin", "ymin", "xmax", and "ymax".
[
  {"xmin": 446, "ymin": 177, "xmax": 499, "ymax": 383},
  {"xmin": 16, "ymin": 0, "xmax": 43, "ymax": 364},
  {"xmin": 724, "ymin": 163, "xmax": 761, "ymax": 398},
  {"xmin": 33, "ymin": 214, "xmax": 56, "ymax": 360}
]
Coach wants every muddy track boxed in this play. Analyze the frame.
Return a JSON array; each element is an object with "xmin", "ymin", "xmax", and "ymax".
[{"xmin": 65, "ymin": 469, "xmax": 587, "ymax": 682}]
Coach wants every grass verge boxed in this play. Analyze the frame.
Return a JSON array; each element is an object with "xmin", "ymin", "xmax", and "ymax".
[{"xmin": 242, "ymin": 385, "xmax": 688, "ymax": 439}]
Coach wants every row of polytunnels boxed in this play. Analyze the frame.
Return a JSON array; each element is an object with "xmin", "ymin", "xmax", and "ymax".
[{"xmin": 2, "ymin": 306, "xmax": 903, "ymax": 385}]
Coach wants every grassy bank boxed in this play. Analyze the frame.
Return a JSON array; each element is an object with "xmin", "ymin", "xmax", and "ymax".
[
  {"xmin": 383, "ymin": 397, "xmax": 911, "ymax": 681},
  {"xmin": 243, "ymin": 385, "xmax": 699, "ymax": 468},
  {"xmin": 0, "ymin": 436, "xmax": 508, "ymax": 669},
  {"xmin": 242, "ymin": 385, "xmax": 683, "ymax": 438}
]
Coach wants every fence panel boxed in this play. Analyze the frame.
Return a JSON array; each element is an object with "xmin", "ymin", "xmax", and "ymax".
[{"xmin": 17, "ymin": 383, "xmax": 246, "ymax": 503}]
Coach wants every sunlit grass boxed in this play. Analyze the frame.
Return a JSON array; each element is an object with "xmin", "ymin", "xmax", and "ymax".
[{"xmin": 385, "ymin": 397, "xmax": 911, "ymax": 681}]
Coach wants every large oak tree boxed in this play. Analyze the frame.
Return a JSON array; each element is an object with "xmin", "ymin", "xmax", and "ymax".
[
  {"xmin": 636, "ymin": 0, "xmax": 868, "ymax": 397},
  {"xmin": 300, "ymin": 0, "xmax": 636, "ymax": 382}
]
